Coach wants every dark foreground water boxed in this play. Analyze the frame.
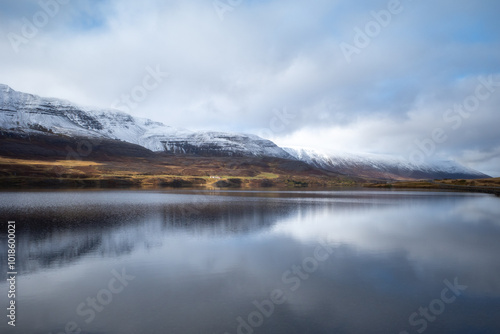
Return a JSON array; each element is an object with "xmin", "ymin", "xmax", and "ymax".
[{"xmin": 0, "ymin": 189, "xmax": 499, "ymax": 334}]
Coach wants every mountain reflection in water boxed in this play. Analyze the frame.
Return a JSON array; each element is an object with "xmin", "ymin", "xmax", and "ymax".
[{"xmin": 0, "ymin": 189, "xmax": 499, "ymax": 334}]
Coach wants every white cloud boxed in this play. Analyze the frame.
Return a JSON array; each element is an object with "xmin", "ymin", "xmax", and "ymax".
[{"xmin": 0, "ymin": 0, "xmax": 499, "ymax": 174}]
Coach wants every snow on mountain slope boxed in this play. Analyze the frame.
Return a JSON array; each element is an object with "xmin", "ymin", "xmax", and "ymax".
[
  {"xmin": 0, "ymin": 84, "xmax": 490, "ymax": 179},
  {"xmin": 284, "ymin": 147, "xmax": 489, "ymax": 180},
  {"xmin": 0, "ymin": 84, "xmax": 292, "ymax": 158}
]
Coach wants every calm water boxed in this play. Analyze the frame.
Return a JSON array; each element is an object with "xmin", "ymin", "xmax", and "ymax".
[{"xmin": 0, "ymin": 189, "xmax": 499, "ymax": 334}]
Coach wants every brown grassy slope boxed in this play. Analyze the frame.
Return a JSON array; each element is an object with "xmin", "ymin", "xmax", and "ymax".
[
  {"xmin": 365, "ymin": 178, "xmax": 500, "ymax": 188},
  {"xmin": 364, "ymin": 178, "xmax": 500, "ymax": 196},
  {"xmin": 0, "ymin": 132, "xmax": 358, "ymax": 189},
  {"xmin": 0, "ymin": 155, "xmax": 359, "ymax": 189},
  {"xmin": 435, "ymin": 178, "xmax": 500, "ymax": 187}
]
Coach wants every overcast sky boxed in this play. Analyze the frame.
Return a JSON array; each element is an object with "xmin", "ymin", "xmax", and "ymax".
[{"xmin": 0, "ymin": 0, "xmax": 499, "ymax": 175}]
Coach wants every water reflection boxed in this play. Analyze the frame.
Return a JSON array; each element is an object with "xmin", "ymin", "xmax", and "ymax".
[{"xmin": 0, "ymin": 190, "xmax": 499, "ymax": 334}]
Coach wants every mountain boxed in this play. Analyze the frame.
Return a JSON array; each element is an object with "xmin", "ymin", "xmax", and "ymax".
[
  {"xmin": 284, "ymin": 147, "xmax": 490, "ymax": 180},
  {"xmin": 0, "ymin": 84, "xmax": 489, "ymax": 181},
  {"xmin": 0, "ymin": 84, "xmax": 292, "ymax": 159}
]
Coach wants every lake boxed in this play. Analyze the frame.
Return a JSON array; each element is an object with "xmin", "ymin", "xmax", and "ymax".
[{"xmin": 0, "ymin": 189, "xmax": 499, "ymax": 334}]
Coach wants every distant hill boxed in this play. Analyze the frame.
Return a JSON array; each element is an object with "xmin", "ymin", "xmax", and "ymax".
[{"xmin": 284, "ymin": 147, "xmax": 490, "ymax": 180}]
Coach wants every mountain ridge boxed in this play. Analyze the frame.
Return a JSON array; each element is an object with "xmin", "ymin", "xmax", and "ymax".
[
  {"xmin": 0, "ymin": 84, "xmax": 489, "ymax": 180},
  {"xmin": 0, "ymin": 84, "xmax": 292, "ymax": 159},
  {"xmin": 284, "ymin": 147, "xmax": 490, "ymax": 180}
]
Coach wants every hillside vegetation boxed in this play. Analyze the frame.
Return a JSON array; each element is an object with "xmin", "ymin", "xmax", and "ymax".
[{"xmin": 0, "ymin": 155, "xmax": 357, "ymax": 189}]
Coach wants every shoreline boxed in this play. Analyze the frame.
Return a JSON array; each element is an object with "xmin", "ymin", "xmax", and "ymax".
[
  {"xmin": 364, "ymin": 180, "xmax": 500, "ymax": 197},
  {"xmin": 1, "ymin": 179, "xmax": 499, "ymax": 197}
]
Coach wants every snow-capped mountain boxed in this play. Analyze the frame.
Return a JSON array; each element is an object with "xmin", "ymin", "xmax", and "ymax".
[
  {"xmin": 0, "ymin": 84, "xmax": 291, "ymax": 158},
  {"xmin": 284, "ymin": 147, "xmax": 489, "ymax": 180},
  {"xmin": 0, "ymin": 84, "xmax": 489, "ymax": 180}
]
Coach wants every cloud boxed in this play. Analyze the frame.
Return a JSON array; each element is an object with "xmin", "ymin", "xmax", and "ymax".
[{"xmin": 0, "ymin": 0, "xmax": 499, "ymax": 174}]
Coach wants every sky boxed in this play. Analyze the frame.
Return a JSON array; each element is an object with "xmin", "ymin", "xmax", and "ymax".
[{"xmin": 0, "ymin": 0, "xmax": 499, "ymax": 176}]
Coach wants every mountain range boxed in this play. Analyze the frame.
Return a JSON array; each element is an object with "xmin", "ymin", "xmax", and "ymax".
[
  {"xmin": 284, "ymin": 148, "xmax": 488, "ymax": 180},
  {"xmin": 0, "ymin": 84, "xmax": 489, "ymax": 181}
]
